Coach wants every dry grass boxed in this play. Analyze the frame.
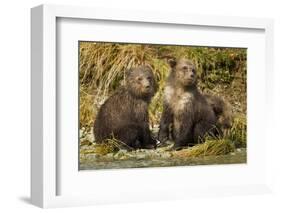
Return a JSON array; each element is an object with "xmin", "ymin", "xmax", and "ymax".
[
  {"xmin": 79, "ymin": 42, "xmax": 169, "ymax": 129},
  {"xmin": 173, "ymin": 115, "xmax": 246, "ymax": 158},
  {"xmin": 228, "ymin": 115, "xmax": 247, "ymax": 147},
  {"xmin": 87, "ymin": 138, "xmax": 134, "ymax": 155},
  {"xmin": 79, "ymin": 42, "xmax": 247, "ymax": 132},
  {"xmin": 79, "ymin": 42, "xmax": 247, "ymax": 158},
  {"xmin": 174, "ymin": 139, "xmax": 235, "ymax": 158},
  {"xmin": 87, "ymin": 114, "xmax": 246, "ymax": 157}
]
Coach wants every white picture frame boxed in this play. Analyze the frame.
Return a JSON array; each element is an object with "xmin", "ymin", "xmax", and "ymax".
[{"xmin": 31, "ymin": 4, "xmax": 274, "ymax": 208}]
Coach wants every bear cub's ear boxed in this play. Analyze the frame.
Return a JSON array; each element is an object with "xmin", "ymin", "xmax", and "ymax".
[{"xmin": 168, "ymin": 58, "xmax": 177, "ymax": 68}]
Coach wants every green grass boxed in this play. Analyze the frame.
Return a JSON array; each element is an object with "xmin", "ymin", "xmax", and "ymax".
[
  {"xmin": 79, "ymin": 42, "xmax": 247, "ymax": 157},
  {"xmin": 79, "ymin": 42, "xmax": 246, "ymax": 131}
]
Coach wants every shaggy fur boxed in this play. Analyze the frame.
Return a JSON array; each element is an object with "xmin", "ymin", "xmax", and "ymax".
[
  {"xmin": 205, "ymin": 94, "xmax": 233, "ymax": 131},
  {"xmin": 94, "ymin": 65, "xmax": 158, "ymax": 150},
  {"xmin": 158, "ymin": 58, "xmax": 218, "ymax": 150}
]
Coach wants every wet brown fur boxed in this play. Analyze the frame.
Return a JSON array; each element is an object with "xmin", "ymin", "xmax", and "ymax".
[{"xmin": 94, "ymin": 66, "xmax": 158, "ymax": 149}]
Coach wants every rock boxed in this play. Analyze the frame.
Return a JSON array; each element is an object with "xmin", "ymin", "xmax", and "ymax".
[
  {"xmin": 160, "ymin": 152, "xmax": 172, "ymax": 158},
  {"xmin": 136, "ymin": 153, "xmax": 147, "ymax": 160},
  {"xmin": 84, "ymin": 132, "xmax": 95, "ymax": 143},
  {"xmin": 79, "ymin": 129, "xmax": 85, "ymax": 138},
  {"xmin": 119, "ymin": 156, "xmax": 129, "ymax": 160},
  {"xmin": 105, "ymin": 153, "xmax": 114, "ymax": 158},
  {"xmin": 114, "ymin": 150, "xmax": 128, "ymax": 159}
]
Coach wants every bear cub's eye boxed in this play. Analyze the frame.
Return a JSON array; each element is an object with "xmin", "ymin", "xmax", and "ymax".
[
  {"xmin": 137, "ymin": 77, "xmax": 143, "ymax": 81},
  {"xmin": 182, "ymin": 66, "xmax": 188, "ymax": 70}
]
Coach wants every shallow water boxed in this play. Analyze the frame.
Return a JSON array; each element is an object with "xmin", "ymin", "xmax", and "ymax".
[
  {"xmin": 79, "ymin": 148, "xmax": 246, "ymax": 170},
  {"xmin": 79, "ymin": 128, "xmax": 246, "ymax": 170}
]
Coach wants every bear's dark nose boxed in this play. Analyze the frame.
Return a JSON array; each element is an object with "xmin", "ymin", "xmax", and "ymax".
[
  {"xmin": 190, "ymin": 73, "xmax": 194, "ymax": 78},
  {"xmin": 145, "ymin": 85, "xmax": 150, "ymax": 89}
]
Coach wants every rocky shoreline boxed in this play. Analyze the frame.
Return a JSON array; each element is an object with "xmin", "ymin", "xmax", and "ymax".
[{"xmin": 79, "ymin": 128, "xmax": 246, "ymax": 170}]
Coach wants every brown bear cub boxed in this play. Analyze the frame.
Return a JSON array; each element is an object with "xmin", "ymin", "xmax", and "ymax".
[
  {"xmin": 158, "ymin": 58, "xmax": 219, "ymax": 150},
  {"xmin": 94, "ymin": 65, "xmax": 158, "ymax": 150},
  {"xmin": 205, "ymin": 94, "xmax": 233, "ymax": 134}
]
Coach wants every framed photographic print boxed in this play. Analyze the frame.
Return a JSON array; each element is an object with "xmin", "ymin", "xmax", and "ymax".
[{"xmin": 31, "ymin": 4, "xmax": 274, "ymax": 208}]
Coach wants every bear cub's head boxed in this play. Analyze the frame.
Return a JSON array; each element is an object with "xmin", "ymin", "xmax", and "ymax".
[
  {"xmin": 126, "ymin": 65, "xmax": 157, "ymax": 100},
  {"xmin": 169, "ymin": 58, "xmax": 197, "ymax": 88}
]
